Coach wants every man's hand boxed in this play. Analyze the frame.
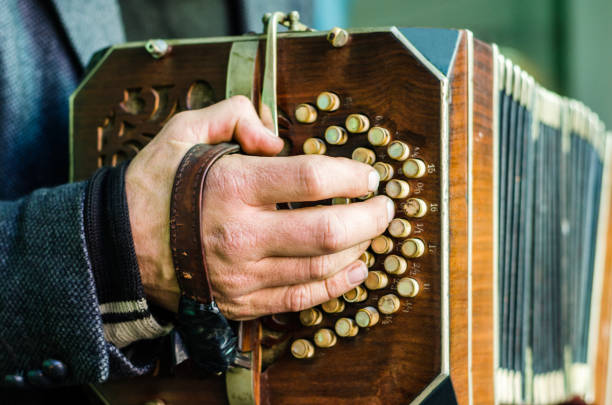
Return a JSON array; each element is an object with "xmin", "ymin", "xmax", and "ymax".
[{"xmin": 125, "ymin": 96, "xmax": 394, "ymax": 319}]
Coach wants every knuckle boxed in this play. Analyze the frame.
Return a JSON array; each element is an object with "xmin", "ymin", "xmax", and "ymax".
[
  {"xmin": 229, "ymin": 95, "xmax": 253, "ymax": 111},
  {"xmin": 307, "ymin": 255, "xmax": 329, "ymax": 281},
  {"xmin": 298, "ymin": 158, "xmax": 326, "ymax": 198},
  {"xmin": 319, "ymin": 212, "xmax": 346, "ymax": 253},
  {"xmin": 285, "ymin": 285, "xmax": 311, "ymax": 313},
  {"xmin": 209, "ymin": 221, "xmax": 251, "ymax": 255}
]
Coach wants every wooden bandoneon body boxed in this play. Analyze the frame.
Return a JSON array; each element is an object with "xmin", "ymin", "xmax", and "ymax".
[{"xmin": 72, "ymin": 23, "xmax": 612, "ymax": 405}]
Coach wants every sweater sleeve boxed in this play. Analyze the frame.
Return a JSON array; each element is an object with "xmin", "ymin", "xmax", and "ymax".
[{"xmin": 0, "ymin": 170, "xmax": 171, "ymax": 386}]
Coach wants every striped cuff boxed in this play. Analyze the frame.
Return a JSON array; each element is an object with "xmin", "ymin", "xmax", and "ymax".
[{"xmin": 84, "ymin": 162, "xmax": 173, "ymax": 349}]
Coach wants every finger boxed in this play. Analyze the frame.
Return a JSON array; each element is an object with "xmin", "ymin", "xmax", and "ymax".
[
  {"xmin": 260, "ymin": 195, "xmax": 394, "ymax": 256},
  {"xmin": 171, "ymin": 95, "xmax": 284, "ymax": 156},
  {"xmin": 242, "ymin": 241, "xmax": 369, "ymax": 293},
  {"xmin": 234, "ymin": 154, "xmax": 381, "ymax": 205},
  {"xmin": 229, "ymin": 261, "xmax": 368, "ymax": 319}
]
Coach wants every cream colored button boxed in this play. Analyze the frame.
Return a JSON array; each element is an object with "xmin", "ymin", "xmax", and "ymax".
[
  {"xmin": 397, "ymin": 277, "xmax": 420, "ymax": 297},
  {"xmin": 295, "ymin": 104, "xmax": 317, "ymax": 123},
  {"xmin": 291, "ymin": 339, "xmax": 315, "ymax": 359},
  {"xmin": 299, "ymin": 308, "xmax": 323, "ymax": 326},
  {"xmin": 385, "ymin": 179, "xmax": 410, "ymax": 199},
  {"xmin": 351, "ymin": 147, "xmax": 376, "ymax": 165},
  {"xmin": 403, "ymin": 198, "xmax": 428, "ymax": 217},
  {"xmin": 345, "ymin": 114, "xmax": 370, "ymax": 133},
  {"xmin": 387, "ymin": 141, "xmax": 410, "ymax": 161},
  {"xmin": 358, "ymin": 192, "xmax": 376, "ymax": 200},
  {"xmin": 401, "ymin": 238, "xmax": 425, "ymax": 258},
  {"xmin": 365, "ymin": 271, "xmax": 389, "ymax": 290},
  {"xmin": 334, "ymin": 317, "xmax": 358, "ymax": 337},
  {"xmin": 388, "ymin": 218, "xmax": 412, "ymax": 237},
  {"xmin": 402, "ymin": 158, "xmax": 427, "ymax": 178},
  {"xmin": 378, "ymin": 294, "xmax": 401, "ymax": 315},
  {"xmin": 321, "ymin": 297, "xmax": 345, "ymax": 313},
  {"xmin": 383, "ymin": 254, "xmax": 407, "ymax": 275},
  {"xmin": 316, "ymin": 92, "xmax": 340, "ymax": 111},
  {"xmin": 332, "ymin": 197, "xmax": 351, "ymax": 205},
  {"xmin": 359, "ymin": 251, "xmax": 375, "ymax": 268},
  {"xmin": 355, "ymin": 306, "xmax": 380, "ymax": 328},
  {"xmin": 313, "ymin": 328, "xmax": 337, "ymax": 348},
  {"xmin": 367, "ymin": 127, "xmax": 391, "ymax": 146},
  {"xmin": 324, "ymin": 125, "xmax": 347, "ymax": 145},
  {"xmin": 303, "ymin": 137, "xmax": 326, "ymax": 155},
  {"xmin": 373, "ymin": 162, "xmax": 394, "ymax": 181},
  {"xmin": 343, "ymin": 285, "xmax": 367, "ymax": 303},
  {"xmin": 371, "ymin": 235, "xmax": 393, "ymax": 254}
]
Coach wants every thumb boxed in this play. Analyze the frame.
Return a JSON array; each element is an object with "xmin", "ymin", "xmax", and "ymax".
[{"xmin": 176, "ymin": 95, "xmax": 284, "ymax": 156}]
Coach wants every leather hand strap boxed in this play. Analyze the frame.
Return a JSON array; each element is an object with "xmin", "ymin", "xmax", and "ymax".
[{"xmin": 170, "ymin": 142, "xmax": 240, "ymax": 304}]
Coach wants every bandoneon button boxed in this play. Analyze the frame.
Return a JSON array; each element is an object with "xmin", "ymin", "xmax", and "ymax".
[
  {"xmin": 359, "ymin": 251, "xmax": 375, "ymax": 268},
  {"xmin": 314, "ymin": 328, "xmax": 337, "ymax": 348},
  {"xmin": 343, "ymin": 285, "xmax": 368, "ymax": 303},
  {"xmin": 355, "ymin": 306, "xmax": 380, "ymax": 327},
  {"xmin": 403, "ymin": 198, "xmax": 428, "ymax": 217},
  {"xmin": 303, "ymin": 137, "xmax": 326, "ymax": 155},
  {"xmin": 345, "ymin": 114, "xmax": 370, "ymax": 133},
  {"xmin": 402, "ymin": 158, "xmax": 426, "ymax": 178},
  {"xmin": 335, "ymin": 317, "xmax": 359, "ymax": 337},
  {"xmin": 325, "ymin": 125, "xmax": 348, "ymax": 145},
  {"xmin": 291, "ymin": 339, "xmax": 315, "ymax": 359},
  {"xmin": 384, "ymin": 254, "xmax": 407, "ymax": 275},
  {"xmin": 299, "ymin": 308, "xmax": 323, "ymax": 326},
  {"xmin": 351, "ymin": 147, "xmax": 376, "ymax": 165},
  {"xmin": 378, "ymin": 294, "xmax": 401, "ymax": 314},
  {"xmin": 373, "ymin": 162, "xmax": 394, "ymax": 181},
  {"xmin": 316, "ymin": 92, "xmax": 340, "ymax": 111},
  {"xmin": 321, "ymin": 297, "xmax": 345, "ymax": 313},
  {"xmin": 295, "ymin": 104, "xmax": 317, "ymax": 123},
  {"xmin": 371, "ymin": 235, "xmax": 394, "ymax": 254},
  {"xmin": 387, "ymin": 141, "xmax": 410, "ymax": 161},
  {"xmin": 397, "ymin": 277, "xmax": 420, "ymax": 297},
  {"xmin": 332, "ymin": 197, "xmax": 351, "ymax": 205},
  {"xmin": 388, "ymin": 218, "xmax": 412, "ymax": 237},
  {"xmin": 385, "ymin": 179, "xmax": 410, "ymax": 199},
  {"xmin": 367, "ymin": 127, "xmax": 391, "ymax": 146},
  {"xmin": 401, "ymin": 238, "xmax": 425, "ymax": 258},
  {"xmin": 365, "ymin": 271, "xmax": 389, "ymax": 290}
]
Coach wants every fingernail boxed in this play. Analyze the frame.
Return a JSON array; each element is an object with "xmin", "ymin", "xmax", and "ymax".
[
  {"xmin": 368, "ymin": 170, "xmax": 380, "ymax": 192},
  {"xmin": 348, "ymin": 262, "xmax": 368, "ymax": 284},
  {"xmin": 387, "ymin": 198, "xmax": 395, "ymax": 222}
]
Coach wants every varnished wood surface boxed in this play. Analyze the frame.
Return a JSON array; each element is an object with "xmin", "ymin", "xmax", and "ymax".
[
  {"xmin": 470, "ymin": 38, "xmax": 495, "ymax": 405},
  {"xmin": 72, "ymin": 29, "xmax": 493, "ymax": 405},
  {"xmin": 447, "ymin": 31, "xmax": 470, "ymax": 405}
]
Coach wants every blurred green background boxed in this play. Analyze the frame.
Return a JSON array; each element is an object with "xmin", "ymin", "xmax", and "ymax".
[{"xmin": 119, "ymin": 0, "xmax": 612, "ymax": 125}]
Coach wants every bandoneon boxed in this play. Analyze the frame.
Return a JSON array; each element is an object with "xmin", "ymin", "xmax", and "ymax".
[{"xmin": 71, "ymin": 15, "xmax": 612, "ymax": 405}]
